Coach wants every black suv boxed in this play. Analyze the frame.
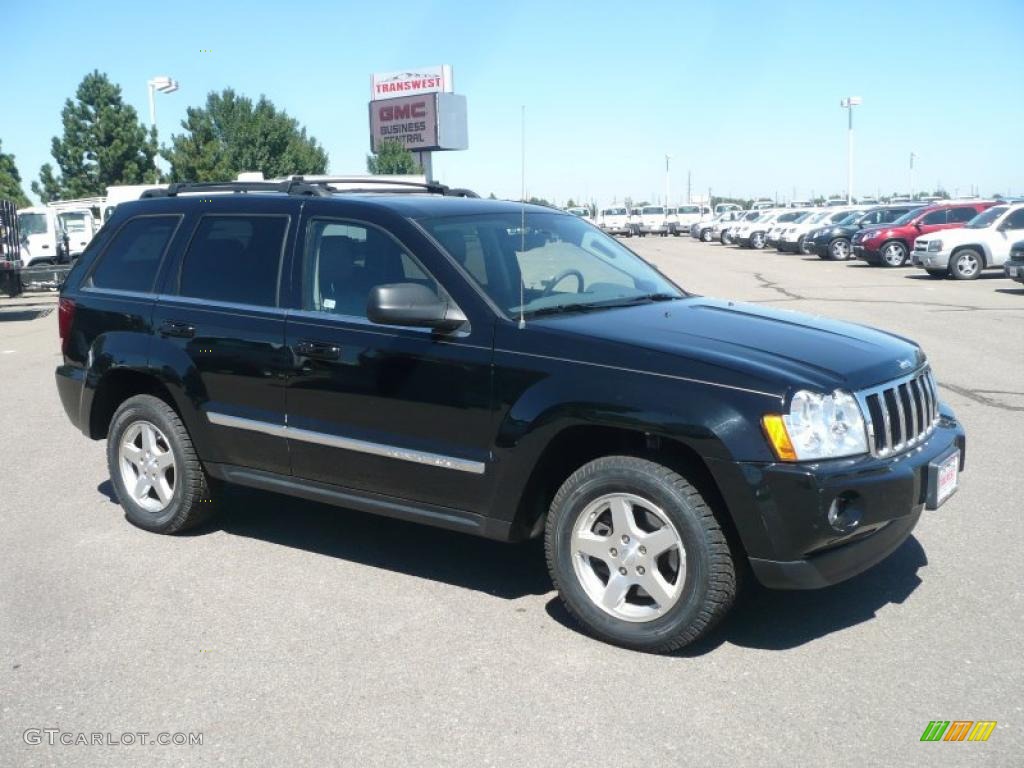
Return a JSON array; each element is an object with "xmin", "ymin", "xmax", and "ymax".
[
  {"xmin": 55, "ymin": 178, "xmax": 966, "ymax": 652},
  {"xmin": 804, "ymin": 204, "xmax": 921, "ymax": 261}
]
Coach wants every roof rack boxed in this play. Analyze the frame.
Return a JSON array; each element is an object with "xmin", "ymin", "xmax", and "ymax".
[
  {"xmin": 142, "ymin": 179, "xmax": 328, "ymax": 198},
  {"xmin": 140, "ymin": 177, "xmax": 480, "ymax": 199},
  {"xmin": 289, "ymin": 176, "xmax": 479, "ymax": 198}
]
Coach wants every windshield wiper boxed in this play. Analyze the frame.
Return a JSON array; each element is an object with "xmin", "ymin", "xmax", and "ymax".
[{"xmin": 521, "ymin": 302, "xmax": 608, "ymax": 317}]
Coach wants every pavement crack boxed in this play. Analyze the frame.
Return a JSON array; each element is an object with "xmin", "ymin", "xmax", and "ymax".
[
  {"xmin": 938, "ymin": 382, "xmax": 1024, "ymax": 413},
  {"xmin": 752, "ymin": 273, "xmax": 805, "ymax": 301}
]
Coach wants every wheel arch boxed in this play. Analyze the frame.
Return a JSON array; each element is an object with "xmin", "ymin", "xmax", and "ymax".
[
  {"xmin": 507, "ymin": 424, "xmax": 750, "ymax": 566},
  {"xmin": 950, "ymin": 242, "xmax": 988, "ymax": 267}
]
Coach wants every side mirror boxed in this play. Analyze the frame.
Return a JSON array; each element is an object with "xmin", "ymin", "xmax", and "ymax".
[{"xmin": 367, "ymin": 283, "xmax": 467, "ymax": 333}]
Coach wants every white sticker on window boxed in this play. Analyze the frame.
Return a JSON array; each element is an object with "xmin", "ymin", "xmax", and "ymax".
[{"xmin": 323, "ymin": 298, "xmax": 336, "ymax": 309}]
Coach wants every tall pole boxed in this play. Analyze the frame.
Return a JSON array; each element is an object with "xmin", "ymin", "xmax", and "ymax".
[
  {"xmin": 846, "ymin": 105, "xmax": 853, "ymax": 204},
  {"xmin": 664, "ymin": 154, "xmax": 671, "ymax": 207},
  {"xmin": 687, "ymin": 170, "xmax": 692, "ymax": 204},
  {"xmin": 909, "ymin": 152, "xmax": 916, "ymax": 199},
  {"xmin": 148, "ymin": 83, "xmax": 156, "ymax": 127}
]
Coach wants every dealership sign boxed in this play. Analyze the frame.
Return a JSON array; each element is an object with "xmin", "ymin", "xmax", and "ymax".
[
  {"xmin": 369, "ymin": 92, "xmax": 468, "ymax": 153},
  {"xmin": 371, "ymin": 65, "xmax": 453, "ymax": 100}
]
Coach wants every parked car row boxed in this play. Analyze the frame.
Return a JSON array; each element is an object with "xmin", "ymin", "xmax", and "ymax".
[{"xmin": 680, "ymin": 200, "xmax": 1024, "ymax": 281}]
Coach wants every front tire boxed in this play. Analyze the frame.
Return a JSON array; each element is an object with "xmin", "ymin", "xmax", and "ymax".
[
  {"xmin": 106, "ymin": 394, "xmax": 218, "ymax": 534},
  {"xmin": 701, "ymin": 229, "xmax": 713, "ymax": 243},
  {"xmin": 750, "ymin": 231, "xmax": 766, "ymax": 250},
  {"xmin": 950, "ymin": 248, "xmax": 983, "ymax": 280},
  {"xmin": 825, "ymin": 237, "xmax": 851, "ymax": 261},
  {"xmin": 545, "ymin": 456, "xmax": 737, "ymax": 653},
  {"xmin": 879, "ymin": 241, "xmax": 908, "ymax": 268}
]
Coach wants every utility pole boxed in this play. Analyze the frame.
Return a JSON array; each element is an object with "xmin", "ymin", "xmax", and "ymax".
[
  {"xmin": 686, "ymin": 170, "xmax": 692, "ymax": 204},
  {"xmin": 909, "ymin": 152, "xmax": 916, "ymax": 199}
]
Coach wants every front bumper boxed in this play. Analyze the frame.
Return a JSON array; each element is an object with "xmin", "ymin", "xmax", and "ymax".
[
  {"xmin": 916, "ymin": 251, "xmax": 952, "ymax": 269},
  {"xmin": 640, "ymin": 224, "xmax": 668, "ymax": 234},
  {"xmin": 602, "ymin": 226, "xmax": 631, "ymax": 235},
  {"xmin": 853, "ymin": 244, "xmax": 882, "ymax": 263},
  {"xmin": 713, "ymin": 405, "xmax": 965, "ymax": 590},
  {"xmin": 1005, "ymin": 260, "xmax": 1024, "ymax": 283}
]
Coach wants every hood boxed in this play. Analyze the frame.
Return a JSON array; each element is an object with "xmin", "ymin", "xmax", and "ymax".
[
  {"xmin": 917, "ymin": 226, "xmax": 977, "ymax": 246},
  {"xmin": 532, "ymin": 297, "xmax": 924, "ymax": 396}
]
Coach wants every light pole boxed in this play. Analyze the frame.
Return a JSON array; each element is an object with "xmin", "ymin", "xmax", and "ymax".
[
  {"xmin": 147, "ymin": 76, "xmax": 178, "ymax": 183},
  {"xmin": 147, "ymin": 76, "xmax": 179, "ymax": 127},
  {"xmin": 909, "ymin": 152, "xmax": 917, "ymax": 199},
  {"xmin": 664, "ymin": 154, "xmax": 671, "ymax": 207},
  {"xmin": 840, "ymin": 96, "xmax": 862, "ymax": 204}
]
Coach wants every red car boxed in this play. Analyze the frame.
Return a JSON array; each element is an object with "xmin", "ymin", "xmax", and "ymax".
[{"xmin": 853, "ymin": 201, "xmax": 997, "ymax": 267}]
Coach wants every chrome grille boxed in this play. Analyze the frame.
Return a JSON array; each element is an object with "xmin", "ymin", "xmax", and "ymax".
[{"xmin": 857, "ymin": 368, "xmax": 939, "ymax": 458}]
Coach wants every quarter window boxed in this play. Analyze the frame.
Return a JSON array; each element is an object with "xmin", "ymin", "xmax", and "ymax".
[
  {"xmin": 302, "ymin": 220, "xmax": 440, "ymax": 317},
  {"xmin": 88, "ymin": 215, "xmax": 180, "ymax": 293},
  {"xmin": 178, "ymin": 215, "xmax": 289, "ymax": 306}
]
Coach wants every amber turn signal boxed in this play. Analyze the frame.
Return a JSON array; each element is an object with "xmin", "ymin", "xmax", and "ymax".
[{"xmin": 762, "ymin": 414, "xmax": 797, "ymax": 462}]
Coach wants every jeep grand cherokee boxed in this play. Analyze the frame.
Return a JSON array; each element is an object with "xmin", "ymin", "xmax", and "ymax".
[{"xmin": 55, "ymin": 177, "xmax": 966, "ymax": 652}]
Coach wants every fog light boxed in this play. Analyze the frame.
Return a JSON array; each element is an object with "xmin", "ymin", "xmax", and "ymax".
[{"xmin": 827, "ymin": 492, "xmax": 863, "ymax": 532}]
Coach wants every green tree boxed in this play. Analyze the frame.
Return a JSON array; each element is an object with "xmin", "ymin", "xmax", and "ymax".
[
  {"xmin": 163, "ymin": 89, "xmax": 328, "ymax": 181},
  {"xmin": 366, "ymin": 139, "xmax": 421, "ymax": 175},
  {"xmin": 32, "ymin": 71, "xmax": 158, "ymax": 202},
  {"xmin": 0, "ymin": 140, "xmax": 31, "ymax": 207}
]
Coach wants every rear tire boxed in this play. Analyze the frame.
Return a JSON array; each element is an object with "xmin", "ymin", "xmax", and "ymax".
[
  {"xmin": 545, "ymin": 456, "xmax": 737, "ymax": 653},
  {"xmin": 106, "ymin": 394, "xmax": 218, "ymax": 534},
  {"xmin": 879, "ymin": 241, "xmax": 908, "ymax": 268},
  {"xmin": 701, "ymin": 229, "xmax": 713, "ymax": 242},
  {"xmin": 950, "ymin": 248, "xmax": 983, "ymax": 280}
]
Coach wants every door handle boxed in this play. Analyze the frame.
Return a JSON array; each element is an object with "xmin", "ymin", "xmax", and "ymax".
[
  {"xmin": 159, "ymin": 320, "xmax": 196, "ymax": 339},
  {"xmin": 295, "ymin": 340, "xmax": 340, "ymax": 361}
]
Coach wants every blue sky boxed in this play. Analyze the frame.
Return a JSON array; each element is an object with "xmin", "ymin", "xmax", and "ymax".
[{"xmin": 4, "ymin": 0, "xmax": 1023, "ymax": 205}]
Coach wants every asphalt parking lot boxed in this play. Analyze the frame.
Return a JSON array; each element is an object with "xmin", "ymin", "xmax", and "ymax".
[{"xmin": 2, "ymin": 240, "xmax": 1022, "ymax": 767}]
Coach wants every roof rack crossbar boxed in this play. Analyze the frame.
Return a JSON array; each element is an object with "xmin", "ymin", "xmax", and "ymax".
[
  {"xmin": 289, "ymin": 176, "xmax": 479, "ymax": 198},
  {"xmin": 142, "ymin": 180, "xmax": 330, "ymax": 198}
]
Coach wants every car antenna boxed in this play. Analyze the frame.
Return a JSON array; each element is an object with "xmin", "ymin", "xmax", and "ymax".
[{"xmin": 519, "ymin": 104, "xmax": 526, "ymax": 329}]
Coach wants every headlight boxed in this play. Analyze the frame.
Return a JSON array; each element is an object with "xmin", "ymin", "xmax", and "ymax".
[
  {"xmin": 762, "ymin": 390, "xmax": 868, "ymax": 461},
  {"xmin": 927, "ymin": 240, "xmax": 943, "ymax": 252}
]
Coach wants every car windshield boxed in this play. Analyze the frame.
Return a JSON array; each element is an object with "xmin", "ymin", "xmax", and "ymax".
[
  {"xmin": 604, "ymin": 208, "xmax": 627, "ymax": 216},
  {"xmin": 642, "ymin": 207, "xmax": 664, "ymax": 215},
  {"xmin": 17, "ymin": 212, "xmax": 48, "ymax": 236},
  {"xmin": 421, "ymin": 212, "xmax": 682, "ymax": 317},
  {"xmin": 678, "ymin": 206, "xmax": 700, "ymax": 214},
  {"xmin": 743, "ymin": 212, "xmax": 761, "ymax": 221},
  {"xmin": 835, "ymin": 212, "xmax": 861, "ymax": 225},
  {"xmin": 966, "ymin": 206, "xmax": 1007, "ymax": 228}
]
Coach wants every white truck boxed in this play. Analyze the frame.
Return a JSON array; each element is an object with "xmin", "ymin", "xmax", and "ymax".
[
  {"xmin": 598, "ymin": 207, "xmax": 631, "ymax": 236},
  {"xmin": 913, "ymin": 203, "xmax": 1024, "ymax": 279},
  {"xmin": 666, "ymin": 204, "xmax": 710, "ymax": 236},
  {"xmin": 638, "ymin": 205, "xmax": 668, "ymax": 236}
]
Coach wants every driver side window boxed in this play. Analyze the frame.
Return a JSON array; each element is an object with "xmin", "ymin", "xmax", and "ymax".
[{"xmin": 302, "ymin": 219, "xmax": 440, "ymax": 318}]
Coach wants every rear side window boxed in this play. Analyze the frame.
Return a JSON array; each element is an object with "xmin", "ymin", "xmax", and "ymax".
[
  {"xmin": 178, "ymin": 215, "xmax": 289, "ymax": 306},
  {"xmin": 1004, "ymin": 209, "xmax": 1024, "ymax": 230},
  {"xmin": 88, "ymin": 215, "xmax": 180, "ymax": 293},
  {"xmin": 921, "ymin": 209, "xmax": 948, "ymax": 225},
  {"xmin": 948, "ymin": 207, "xmax": 978, "ymax": 223}
]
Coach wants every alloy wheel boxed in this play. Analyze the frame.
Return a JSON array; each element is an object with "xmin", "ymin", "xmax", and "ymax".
[
  {"xmin": 118, "ymin": 420, "xmax": 177, "ymax": 513},
  {"xmin": 882, "ymin": 242, "xmax": 907, "ymax": 267},
  {"xmin": 570, "ymin": 493, "xmax": 686, "ymax": 623}
]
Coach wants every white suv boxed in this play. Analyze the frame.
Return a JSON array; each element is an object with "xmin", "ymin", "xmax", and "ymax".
[
  {"xmin": 598, "ymin": 207, "xmax": 631, "ymax": 236},
  {"xmin": 914, "ymin": 203, "xmax": 1024, "ymax": 279}
]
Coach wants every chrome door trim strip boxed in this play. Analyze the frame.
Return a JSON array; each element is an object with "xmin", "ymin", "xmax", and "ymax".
[{"xmin": 206, "ymin": 411, "xmax": 486, "ymax": 475}]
